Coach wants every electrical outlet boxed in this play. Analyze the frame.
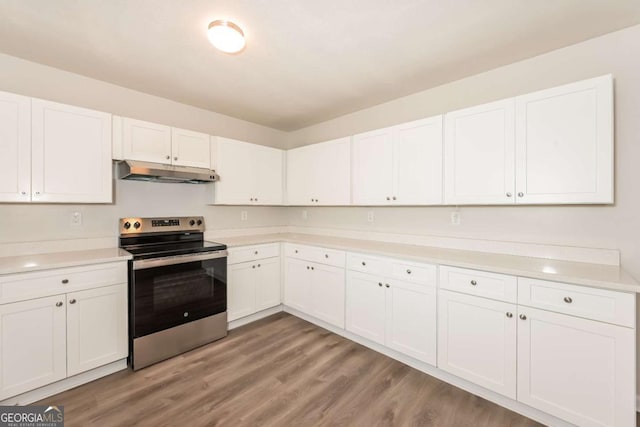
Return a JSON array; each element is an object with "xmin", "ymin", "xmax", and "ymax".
[
  {"xmin": 302, "ymin": 210, "xmax": 308, "ymax": 220},
  {"xmin": 240, "ymin": 211, "xmax": 248, "ymax": 221},
  {"xmin": 71, "ymin": 211, "xmax": 82, "ymax": 226},
  {"xmin": 367, "ymin": 211, "xmax": 374, "ymax": 223},
  {"xmin": 451, "ymin": 211, "xmax": 461, "ymax": 225}
]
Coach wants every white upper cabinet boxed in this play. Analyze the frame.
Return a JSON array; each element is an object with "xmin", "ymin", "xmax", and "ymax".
[
  {"xmin": 352, "ymin": 116, "xmax": 443, "ymax": 205},
  {"xmin": 170, "ymin": 127, "xmax": 211, "ymax": 169},
  {"xmin": 515, "ymin": 75, "xmax": 613, "ymax": 204},
  {"xmin": 31, "ymin": 99, "xmax": 112, "ymax": 203},
  {"xmin": 444, "ymin": 99, "xmax": 515, "ymax": 205},
  {"xmin": 213, "ymin": 137, "xmax": 283, "ymax": 205},
  {"xmin": 115, "ymin": 117, "xmax": 211, "ymax": 168},
  {"xmin": 286, "ymin": 137, "xmax": 351, "ymax": 205},
  {"xmin": 0, "ymin": 91, "xmax": 31, "ymax": 202}
]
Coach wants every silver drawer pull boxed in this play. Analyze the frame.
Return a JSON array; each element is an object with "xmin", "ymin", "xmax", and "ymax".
[
  {"xmin": 470, "ymin": 280, "xmax": 477, "ymax": 286},
  {"xmin": 362, "ymin": 261, "xmax": 366, "ymax": 266},
  {"xmin": 506, "ymin": 312, "xmax": 513, "ymax": 318},
  {"xmin": 56, "ymin": 301, "xmax": 63, "ymax": 307},
  {"xmin": 61, "ymin": 279, "xmax": 69, "ymax": 284},
  {"xmin": 295, "ymin": 249, "xmax": 298, "ymax": 253},
  {"xmin": 254, "ymin": 251, "xmax": 258, "ymax": 255},
  {"xmin": 385, "ymin": 283, "xmax": 390, "ymax": 288},
  {"xmin": 69, "ymin": 299, "xmax": 77, "ymax": 304},
  {"xmin": 378, "ymin": 282, "xmax": 383, "ymax": 287},
  {"xmin": 325, "ymin": 254, "xmax": 329, "ymax": 258},
  {"xmin": 563, "ymin": 297, "xmax": 573, "ymax": 304},
  {"xmin": 406, "ymin": 269, "xmax": 411, "ymax": 274},
  {"xmin": 519, "ymin": 314, "xmax": 527, "ymax": 320}
]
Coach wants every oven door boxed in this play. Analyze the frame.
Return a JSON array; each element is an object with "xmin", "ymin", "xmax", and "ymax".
[{"xmin": 131, "ymin": 251, "xmax": 227, "ymax": 338}]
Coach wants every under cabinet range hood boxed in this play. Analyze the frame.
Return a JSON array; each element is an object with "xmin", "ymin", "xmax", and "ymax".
[{"xmin": 117, "ymin": 160, "xmax": 219, "ymax": 184}]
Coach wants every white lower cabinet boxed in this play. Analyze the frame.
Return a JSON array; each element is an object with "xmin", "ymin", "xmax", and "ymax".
[
  {"xmin": 517, "ymin": 306, "xmax": 635, "ymax": 427},
  {"xmin": 0, "ymin": 262, "xmax": 128, "ymax": 401},
  {"xmin": 0, "ymin": 295, "xmax": 67, "ymax": 399},
  {"xmin": 437, "ymin": 290, "xmax": 517, "ymax": 398},
  {"xmin": 66, "ymin": 284, "xmax": 128, "ymax": 376},
  {"xmin": 284, "ymin": 256, "xmax": 346, "ymax": 329},
  {"xmin": 228, "ymin": 255, "xmax": 281, "ymax": 322},
  {"xmin": 346, "ymin": 269, "xmax": 437, "ymax": 365}
]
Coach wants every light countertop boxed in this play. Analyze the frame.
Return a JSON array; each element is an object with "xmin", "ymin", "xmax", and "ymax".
[
  {"xmin": 215, "ymin": 233, "xmax": 640, "ymax": 294},
  {"xmin": 0, "ymin": 248, "xmax": 132, "ymax": 276}
]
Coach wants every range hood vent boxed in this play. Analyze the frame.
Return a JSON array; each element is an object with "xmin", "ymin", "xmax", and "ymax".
[{"xmin": 117, "ymin": 160, "xmax": 219, "ymax": 184}]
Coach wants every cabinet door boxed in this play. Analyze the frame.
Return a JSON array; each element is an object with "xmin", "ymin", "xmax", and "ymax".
[
  {"xmin": 0, "ymin": 91, "xmax": 31, "ymax": 202},
  {"xmin": 517, "ymin": 306, "xmax": 635, "ymax": 427},
  {"xmin": 385, "ymin": 280, "xmax": 437, "ymax": 365},
  {"xmin": 310, "ymin": 263, "xmax": 345, "ymax": 328},
  {"xmin": 515, "ymin": 75, "xmax": 613, "ymax": 204},
  {"xmin": 253, "ymin": 144, "xmax": 283, "ymax": 205},
  {"xmin": 346, "ymin": 271, "xmax": 386, "ymax": 345},
  {"xmin": 0, "ymin": 295, "xmax": 66, "ymax": 400},
  {"xmin": 393, "ymin": 116, "xmax": 443, "ymax": 205},
  {"xmin": 286, "ymin": 144, "xmax": 315, "ymax": 205},
  {"xmin": 352, "ymin": 127, "xmax": 394, "ymax": 205},
  {"xmin": 171, "ymin": 128, "xmax": 211, "ymax": 169},
  {"xmin": 255, "ymin": 257, "xmax": 282, "ymax": 312},
  {"xmin": 227, "ymin": 262, "xmax": 256, "ymax": 321},
  {"xmin": 121, "ymin": 118, "xmax": 172, "ymax": 164},
  {"xmin": 31, "ymin": 99, "xmax": 112, "ymax": 203},
  {"xmin": 444, "ymin": 99, "xmax": 515, "ymax": 205},
  {"xmin": 438, "ymin": 290, "xmax": 517, "ymax": 399},
  {"xmin": 214, "ymin": 137, "xmax": 256, "ymax": 205},
  {"xmin": 66, "ymin": 284, "xmax": 127, "ymax": 376},
  {"xmin": 313, "ymin": 137, "xmax": 351, "ymax": 205},
  {"xmin": 284, "ymin": 258, "xmax": 311, "ymax": 313}
]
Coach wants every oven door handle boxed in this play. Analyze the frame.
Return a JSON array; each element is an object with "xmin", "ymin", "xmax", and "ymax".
[{"xmin": 133, "ymin": 250, "xmax": 228, "ymax": 270}]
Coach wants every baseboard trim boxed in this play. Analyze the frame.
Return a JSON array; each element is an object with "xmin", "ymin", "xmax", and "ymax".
[
  {"xmin": 282, "ymin": 306, "xmax": 574, "ymax": 427},
  {"xmin": 228, "ymin": 305, "xmax": 284, "ymax": 330},
  {"xmin": 0, "ymin": 359, "xmax": 127, "ymax": 405}
]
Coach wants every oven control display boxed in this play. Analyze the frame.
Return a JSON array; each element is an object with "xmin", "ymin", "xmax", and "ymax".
[{"xmin": 152, "ymin": 219, "xmax": 180, "ymax": 227}]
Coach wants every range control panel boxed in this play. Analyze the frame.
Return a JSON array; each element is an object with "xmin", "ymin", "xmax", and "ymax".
[{"xmin": 119, "ymin": 216, "xmax": 205, "ymax": 235}]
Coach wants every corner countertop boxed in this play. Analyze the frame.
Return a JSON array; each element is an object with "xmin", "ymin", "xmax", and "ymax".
[
  {"xmin": 0, "ymin": 248, "xmax": 132, "ymax": 276},
  {"xmin": 214, "ymin": 233, "xmax": 640, "ymax": 294}
]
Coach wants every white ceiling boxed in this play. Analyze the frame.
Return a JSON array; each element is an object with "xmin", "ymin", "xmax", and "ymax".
[{"xmin": 1, "ymin": 1, "xmax": 639, "ymax": 131}]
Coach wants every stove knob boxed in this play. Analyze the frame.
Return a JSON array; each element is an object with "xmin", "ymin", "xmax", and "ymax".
[
  {"xmin": 133, "ymin": 221, "xmax": 141, "ymax": 229},
  {"xmin": 123, "ymin": 222, "xmax": 131, "ymax": 230},
  {"xmin": 189, "ymin": 219, "xmax": 196, "ymax": 226},
  {"xmin": 196, "ymin": 219, "xmax": 203, "ymax": 226}
]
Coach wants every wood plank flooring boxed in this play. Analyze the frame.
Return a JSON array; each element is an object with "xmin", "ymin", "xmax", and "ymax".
[{"xmin": 38, "ymin": 313, "xmax": 543, "ymax": 426}]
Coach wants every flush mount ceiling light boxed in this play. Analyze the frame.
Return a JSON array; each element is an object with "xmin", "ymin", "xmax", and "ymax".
[{"xmin": 207, "ymin": 20, "xmax": 245, "ymax": 54}]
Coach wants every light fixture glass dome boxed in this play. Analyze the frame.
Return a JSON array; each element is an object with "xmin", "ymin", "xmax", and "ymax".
[{"xmin": 207, "ymin": 20, "xmax": 245, "ymax": 54}]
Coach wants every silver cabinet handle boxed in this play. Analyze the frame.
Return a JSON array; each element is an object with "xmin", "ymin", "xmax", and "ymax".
[
  {"xmin": 56, "ymin": 301, "xmax": 63, "ymax": 307},
  {"xmin": 563, "ymin": 297, "xmax": 573, "ymax": 304},
  {"xmin": 61, "ymin": 279, "xmax": 69, "ymax": 284},
  {"xmin": 506, "ymin": 312, "xmax": 513, "ymax": 318},
  {"xmin": 252, "ymin": 265, "xmax": 256, "ymax": 269},
  {"xmin": 392, "ymin": 196, "xmax": 396, "ymax": 200},
  {"xmin": 166, "ymin": 155, "xmax": 170, "ymax": 160},
  {"xmin": 254, "ymin": 251, "xmax": 258, "ymax": 255},
  {"xmin": 325, "ymin": 254, "xmax": 329, "ymax": 258},
  {"xmin": 378, "ymin": 282, "xmax": 383, "ymax": 287},
  {"xmin": 506, "ymin": 192, "xmax": 512, "ymax": 197},
  {"xmin": 470, "ymin": 280, "xmax": 477, "ymax": 286},
  {"xmin": 294, "ymin": 250, "xmax": 298, "ymax": 253},
  {"xmin": 174, "ymin": 157, "xmax": 178, "ymax": 161},
  {"xmin": 69, "ymin": 299, "xmax": 77, "ymax": 304},
  {"xmin": 362, "ymin": 261, "xmax": 366, "ymax": 266},
  {"xmin": 20, "ymin": 191, "xmax": 27, "ymax": 195},
  {"xmin": 519, "ymin": 314, "xmax": 527, "ymax": 320},
  {"xmin": 255, "ymin": 198, "xmax": 258, "ymax": 202},
  {"xmin": 385, "ymin": 284, "xmax": 390, "ymax": 288},
  {"xmin": 257, "ymin": 264, "xmax": 261, "ymax": 268},
  {"xmin": 311, "ymin": 198, "xmax": 314, "ymax": 202},
  {"xmin": 518, "ymin": 192, "xmax": 524, "ymax": 197},
  {"xmin": 35, "ymin": 191, "xmax": 41, "ymax": 195},
  {"xmin": 311, "ymin": 266, "xmax": 314, "ymax": 270},
  {"xmin": 306, "ymin": 266, "xmax": 309, "ymax": 270},
  {"xmin": 386, "ymin": 196, "xmax": 390, "ymax": 201},
  {"xmin": 406, "ymin": 269, "xmax": 411, "ymax": 274}
]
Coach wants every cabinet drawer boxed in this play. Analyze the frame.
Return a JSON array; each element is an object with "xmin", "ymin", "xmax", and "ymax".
[
  {"xmin": 390, "ymin": 261, "xmax": 436, "ymax": 285},
  {"xmin": 518, "ymin": 277, "xmax": 635, "ymax": 327},
  {"xmin": 439, "ymin": 266, "xmax": 517, "ymax": 303},
  {"xmin": 347, "ymin": 253, "xmax": 389, "ymax": 275},
  {"xmin": 228, "ymin": 243, "xmax": 280, "ymax": 264},
  {"xmin": 285, "ymin": 243, "xmax": 345, "ymax": 267},
  {"xmin": 0, "ymin": 262, "xmax": 127, "ymax": 304}
]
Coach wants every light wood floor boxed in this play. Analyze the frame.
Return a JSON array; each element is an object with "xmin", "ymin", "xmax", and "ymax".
[{"xmin": 39, "ymin": 313, "xmax": 544, "ymax": 426}]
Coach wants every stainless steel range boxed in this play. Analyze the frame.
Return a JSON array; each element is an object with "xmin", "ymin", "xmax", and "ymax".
[{"xmin": 119, "ymin": 216, "xmax": 227, "ymax": 370}]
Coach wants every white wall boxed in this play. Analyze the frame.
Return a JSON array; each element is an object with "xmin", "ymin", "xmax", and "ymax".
[{"xmin": 286, "ymin": 25, "xmax": 640, "ymax": 283}]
